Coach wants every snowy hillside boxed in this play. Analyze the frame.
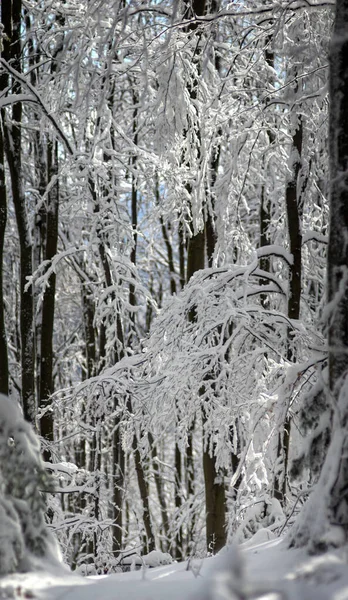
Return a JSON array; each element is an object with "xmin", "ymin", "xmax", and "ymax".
[{"xmin": 1, "ymin": 539, "xmax": 348, "ymax": 600}]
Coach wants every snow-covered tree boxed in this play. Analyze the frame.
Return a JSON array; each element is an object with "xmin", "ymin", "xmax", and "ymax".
[
  {"xmin": 0, "ymin": 0, "xmax": 336, "ymax": 568},
  {"xmin": 0, "ymin": 394, "xmax": 61, "ymax": 574},
  {"xmin": 289, "ymin": 0, "xmax": 348, "ymax": 552}
]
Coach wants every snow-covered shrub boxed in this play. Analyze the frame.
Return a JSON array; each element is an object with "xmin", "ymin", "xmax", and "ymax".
[
  {"xmin": 290, "ymin": 369, "xmax": 330, "ymax": 483},
  {"xmin": 0, "ymin": 394, "xmax": 61, "ymax": 573},
  {"xmin": 233, "ymin": 496, "xmax": 285, "ymax": 544},
  {"xmin": 0, "ymin": 496, "xmax": 24, "ymax": 575}
]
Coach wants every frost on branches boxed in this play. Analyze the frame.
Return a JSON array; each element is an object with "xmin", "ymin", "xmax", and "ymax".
[{"xmin": 0, "ymin": 0, "xmax": 337, "ymax": 566}]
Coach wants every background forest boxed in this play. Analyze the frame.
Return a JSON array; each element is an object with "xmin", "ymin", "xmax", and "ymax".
[{"xmin": 0, "ymin": 0, "xmax": 341, "ymax": 575}]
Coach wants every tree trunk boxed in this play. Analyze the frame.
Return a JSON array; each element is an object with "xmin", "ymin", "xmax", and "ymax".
[
  {"xmin": 203, "ymin": 449, "xmax": 226, "ymax": 553},
  {"xmin": 39, "ymin": 138, "xmax": 59, "ymax": 460},
  {"xmin": 259, "ymin": 41, "xmax": 275, "ymax": 308},
  {"xmin": 202, "ymin": 144, "xmax": 227, "ymax": 554},
  {"xmin": 183, "ymin": 0, "xmax": 227, "ymax": 554},
  {"xmin": 128, "ymin": 97, "xmax": 138, "ymax": 344},
  {"xmin": 2, "ymin": 0, "xmax": 35, "ymax": 423},
  {"xmin": 274, "ymin": 100, "xmax": 303, "ymax": 504},
  {"xmin": 132, "ymin": 435, "xmax": 156, "ymax": 554},
  {"xmin": 289, "ymin": 1, "xmax": 348, "ymax": 549},
  {"xmin": 0, "ymin": 109, "xmax": 8, "ymax": 397},
  {"xmin": 82, "ymin": 285, "xmax": 97, "ymax": 381},
  {"xmin": 324, "ymin": 0, "xmax": 348, "ymax": 542},
  {"xmin": 186, "ymin": 227, "xmax": 205, "ymax": 549},
  {"xmin": 157, "ymin": 179, "xmax": 184, "ymax": 556},
  {"xmin": 148, "ymin": 431, "xmax": 170, "ymax": 552}
]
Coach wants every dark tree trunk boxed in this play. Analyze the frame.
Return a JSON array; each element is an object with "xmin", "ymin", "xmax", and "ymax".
[
  {"xmin": 112, "ymin": 437, "xmax": 125, "ymax": 555},
  {"xmin": 183, "ymin": 0, "xmax": 227, "ymax": 554},
  {"xmin": 82, "ymin": 286, "xmax": 97, "ymax": 381},
  {"xmin": 203, "ymin": 141, "xmax": 227, "ymax": 554},
  {"xmin": 88, "ymin": 173, "xmax": 126, "ymax": 556},
  {"xmin": 203, "ymin": 450, "xmax": 226, "ymax": 552},
  {"xmin": 185, "ymin": 227, "xmax": 205, "ymax": 549},
  {"xmin": 260, "ymin": 35, "xmax": 275, "ymax": 308},
  {"xmin": 324, "ymin": 0, "xmax": 348, "ymax": 537},
  {"xmin": 2, "ymin": 0, "xmax": 35, "ymax": 422},
  {"xmin": 259, "ymin": 43, "xmax": 275, "ymax": 305},
  {"xmin": 160, "ymin": 216, "xmax": 177, "ymax": 296},
  {"xmin": 0, "ymin": 105, "xmax": 8, "ymax": 397},
  {"xmin": 33, "ymin": 143, "xmax": 47, "ymax": 404},
  {"xmin": 0, "ymin": 0, "xmax": 11, "ymax": 399},
  {"xmin": 158, "ymin": 210, "xmax": 184, "ymax": 556},
  {"xmin": 148, "ymin": 431, "xmax": 170, "ymax": 552},
  {"xmin": 39, "ymin": 138, "xmax": 59, "ymax": 460},
  {"xmin": 25, "ymin": 11, "xmax": 47, "ymax": 407},
  {"xmin": 174, "ymin": 442, "xmax": 183, "ymax": 558},
  {"xmin": 327, "ymin": 4, "xmax": 348, "ymax": 383},
  {"xmin": 128, "ymin": 98, "xmax": 138, "ymax": 342},
  {"xmin": 178, "ymin": 222, "xmax": 186, "ymax": 290},
  {"xmin": 286, "ymin": 118, "xmax": 303, "ymax": 329},
  {"xmin": 186, "ymin": 230, "xmax": 205, "ymax": 281},
  {"xmin": 157, "ymin": 178, "xmax": 184, "ymax": 557},
  {"xmin": 274, "ymin": 101, "xmax": 303, "ymax": 504},
  {"xmin": 132, "ymin": 435, "xmax": 156, "ymax": 554},
  {"xmin": 127, "ymin": 100, "xmax": 156, "ymax": 554},
  {"xmin": 289, "ymin": 0, "xmax": 348, "ymax": 550}
]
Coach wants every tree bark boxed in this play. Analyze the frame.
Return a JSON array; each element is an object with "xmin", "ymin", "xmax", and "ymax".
[
  {"xmin": 274, "ymin": 93, "xmax": 303, "ymax": 504},
  {"xmin": 183, "ymin": 0, "xmax": 227, "ymax": 554},
  {"xmin": 0, "ymin": 81, "xmax": 8, "ymax": 397},
  {"xmin": 289, "ymin": 2, "xmax": 348, "ymax": 548},
  {"xmin": 2, "ymin": 0, "xmax": 35, "ymax": 422},
  {"xmin": 259, "ymin": 41, "xmax": 275, "ymax": 307},
  {"xmin": 185, "ymin": 228, "xmax": 205, "ymax": 549},
  {"xmin": 39, "ymin": 138, "xmax": 59, "ymax": 460},
  {"xmin": 132, "ymin": 435, "xmax": 156, "ymax": 554},
  {"xmin": 325, "ymin": 0, "xmax": 348, "ymax": 537},
  {"xmin": 202, "ymin": 136, "xmax": 227, "ymax": 554},
  {"xmin": 148, "ymin": 431, "xmax": 170, "ymax": 552}
]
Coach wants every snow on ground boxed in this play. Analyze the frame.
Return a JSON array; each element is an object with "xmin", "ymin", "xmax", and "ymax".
[{"xmin": 1, "ymin": 537, "xmax": 348, "ymax": 600}]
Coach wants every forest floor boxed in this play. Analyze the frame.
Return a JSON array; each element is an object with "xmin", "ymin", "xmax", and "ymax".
[{"xmin": 1, "ymin": 537, "xmax": 348, "ymax": 600}]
